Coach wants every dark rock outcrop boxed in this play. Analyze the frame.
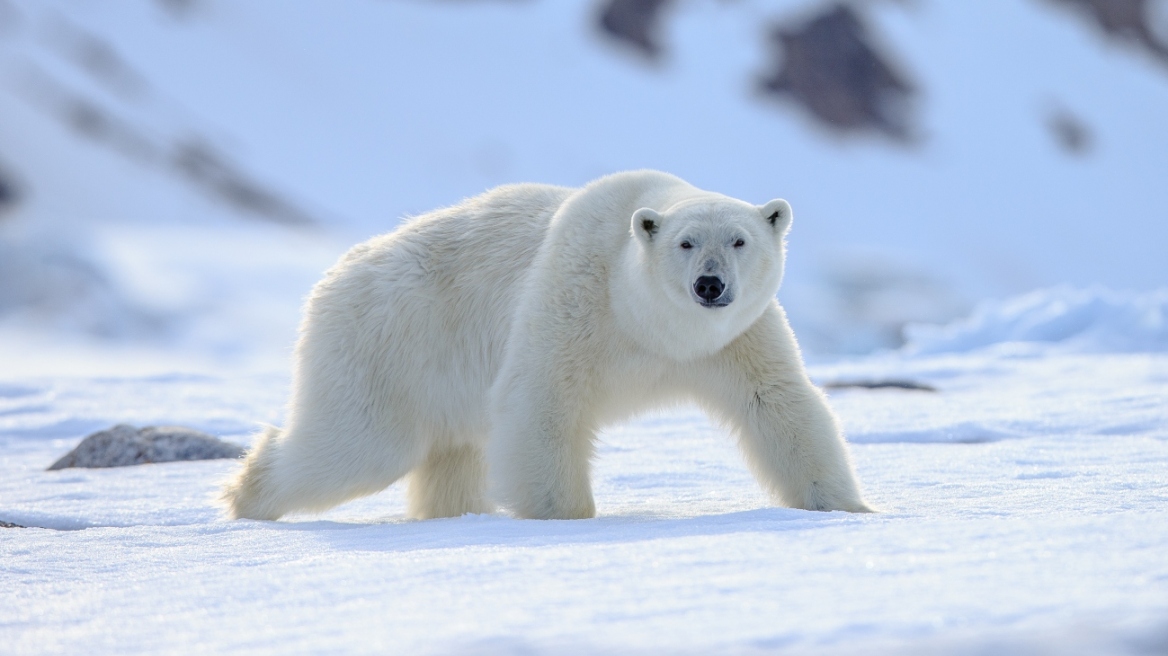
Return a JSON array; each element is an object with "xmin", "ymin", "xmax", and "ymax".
[
  {"xmin": 0, "ymin": 163, "xmax": 17, "ymax": 213},
  {"xmin": 597, "ymin": 0, "xmax": 674, "ymax": 59},
  {"xmin": 1046, "ymin": 0, "xmax": 1168, "ymax": 68},
  {"xmin": 171, "ymin": 140, "xmax": 315, "ymax": 227},
  {"xmin": 758, "ymin": 4, "xmax": 916, "ymax": 141},
  {"xmin": 1046, "ymin": 106, "xmax": 1093, "ymax": 154},
  {"xmin": 823, "ymin": 379, "xmax": 938, "ymax": 392},
  {"xmin": 48, "ymin": 424, "xmax": 245, "ymax": 470},
  {"xmin": 18, "ymin": 68, "xmax": 317, "ymax": 227}
]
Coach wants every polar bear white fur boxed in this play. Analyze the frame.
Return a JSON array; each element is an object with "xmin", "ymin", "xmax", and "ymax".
[{"xmin": 222, "ymin": 170, "xmax": 871, "ymax": 521}]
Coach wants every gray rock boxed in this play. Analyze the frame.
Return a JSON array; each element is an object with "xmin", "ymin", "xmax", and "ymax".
[
  {"xmin": 0, "ymin": 166, "xmax": 17, "ymax": 213},
  {"xmin": 597, "ymin": 0, "xmax": 673, "ymax": 60},
  {"xmin": 823, "ymin": 379, "xmax": 938, "ymax": 392},
  {"xmin": 758, "ymin": 4, "xmax": 916, "ymax": 142},
  {"xmin": 47, "ymin": 424, "xmax": 246, "ymax": 470},
  {"xmin": 1046, "ymin": 0, "xmax": 1168, "ymax": 69}
]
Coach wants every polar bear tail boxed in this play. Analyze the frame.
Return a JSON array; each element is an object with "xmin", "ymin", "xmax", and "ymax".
[{"xmin": 220, "ymin": 425, "xmax": 287, "ymax": 520}]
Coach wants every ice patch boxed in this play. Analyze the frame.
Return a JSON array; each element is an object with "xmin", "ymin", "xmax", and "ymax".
[{"xmin": 903, "ymin": 286, "xmax": 1168, "ymax": 355}]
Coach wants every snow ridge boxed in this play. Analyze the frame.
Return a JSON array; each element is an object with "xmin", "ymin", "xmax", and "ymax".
[{"xmin": 903, "ymin": 286, "xmax": 1168, "ymax": 355}]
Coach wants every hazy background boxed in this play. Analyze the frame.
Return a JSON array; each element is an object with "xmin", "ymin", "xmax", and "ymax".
[{"xmin": 1, "ymin": 0, "xmax": 1166, "ymax": 373}]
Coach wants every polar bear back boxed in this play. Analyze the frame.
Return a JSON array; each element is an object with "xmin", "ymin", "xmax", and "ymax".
[{"xmin": 287, "ymin": 183, "xmax": 573, "ymax": 441}]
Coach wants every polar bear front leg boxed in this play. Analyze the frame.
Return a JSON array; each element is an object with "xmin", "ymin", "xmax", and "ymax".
[
  {"xmin": 695, "ymin": 304, "xmax": 873, "ymax": 513},
  {"xmin": 488, "ymin": 361, "xmax": 598, "ymax": 520}
]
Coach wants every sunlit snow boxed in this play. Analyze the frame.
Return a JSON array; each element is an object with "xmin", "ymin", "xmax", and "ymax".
[{"xmin": 2, "ymin": 1, "xmax": 1167, "ymax": 654}]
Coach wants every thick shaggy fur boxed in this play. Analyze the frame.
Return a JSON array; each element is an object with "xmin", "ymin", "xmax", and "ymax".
[{"xmin": 222, "ymin": 171, "xmax": 871, "ymax": 521}]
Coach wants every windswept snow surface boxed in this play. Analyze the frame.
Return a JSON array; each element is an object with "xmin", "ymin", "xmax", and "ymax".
[
  {"xmin": 904, "ymin": 286, "xmax": 1168, "ymax": 356},
  {"xmin": 3, "ymin": 341, "xmax": 1167, "ymax": 654}
]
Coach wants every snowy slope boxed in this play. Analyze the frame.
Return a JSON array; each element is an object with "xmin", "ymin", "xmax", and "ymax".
[{"xmin": 3, "ymin": 0, "xmax": 1168, "ymax": 361}]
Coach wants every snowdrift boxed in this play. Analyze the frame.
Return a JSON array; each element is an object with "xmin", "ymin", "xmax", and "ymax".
[{"xmin": 903, "ymin": 286, "xmax": 1168, "ymax": 355}]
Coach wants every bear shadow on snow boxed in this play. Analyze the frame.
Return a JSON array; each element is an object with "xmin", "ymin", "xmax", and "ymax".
[
  {"xmin": 269, "ymin": 507, "xmax": 852, "ymax": 555},
  {"xmin": 221, "ymin": 170, "xmax": 873, "ymax": 521}
]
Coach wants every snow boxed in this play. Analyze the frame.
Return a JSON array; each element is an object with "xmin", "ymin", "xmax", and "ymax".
[
  {"xmin": 903, "ymin": 286, "xmax": 1168, "ymax": 356},
  {"xmin": 3, "ymin": 0, "xmax": 1168, "ymax": 653},
  {"xmin": 3, "ymin": 345, "xmax": 1167, "ymax": 653}
]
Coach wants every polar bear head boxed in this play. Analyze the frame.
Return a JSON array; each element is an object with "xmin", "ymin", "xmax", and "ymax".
[{"xmin": 615, "ymin": 194, "xmax": 793, "ymax": 360}]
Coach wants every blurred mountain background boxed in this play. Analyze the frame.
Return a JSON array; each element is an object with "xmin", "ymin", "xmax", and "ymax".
[{"xmin": 1, "ymin": 0, "xmax": 1166, "ymax": 372}]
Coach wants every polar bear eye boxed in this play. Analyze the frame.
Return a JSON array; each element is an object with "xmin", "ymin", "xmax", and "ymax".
[
  {"xmin": 680, "ymin": 241, "xmax": 693, "ymax": 250},
  {"xmin": 734, "ymin": 239, "xmax": 745, "ymax": 248}
]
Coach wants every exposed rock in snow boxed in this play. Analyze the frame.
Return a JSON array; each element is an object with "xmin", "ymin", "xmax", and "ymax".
[
  {"xmin": 170, "ymin": 139, "xmax": 315, "ymax": 228},
  {"xmin": 1046, "ymin": 0, "xmax": 1168, "ymax": 68},
  {"xmin": 822, "ymin": 379, "xmax": 937, "ymax": 392},
  {"xmin": 597, "ymin": 0, "xmax": 674, "ymax": 59},
  {"xmin": 0, "ymin": 1, "xmax": 319, "ymax": 227},
  {"xmin": 47, "ymin": 424, "xmax": 245, "ymax": 470},
  {"xmin": 0, "ymin": 162, "xmax": 17, "ymax": 214},
  {"xmin": 1046, "ymin": 104, "xmax": 1094, "ymax": 155},
  {"xmin": 758, "ymin": 4, "xmax": 916, "ymax": 141}
]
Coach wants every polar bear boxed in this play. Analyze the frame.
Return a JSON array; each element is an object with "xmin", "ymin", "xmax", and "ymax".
[{"xmin": 222, "ymin": 170, "xmax": 871, "ymax": 521}]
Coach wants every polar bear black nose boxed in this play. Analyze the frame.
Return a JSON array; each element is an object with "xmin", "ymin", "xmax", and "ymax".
[{"xmin": 694, "ymin": 276, "xmax": 724, "ymax": 302}]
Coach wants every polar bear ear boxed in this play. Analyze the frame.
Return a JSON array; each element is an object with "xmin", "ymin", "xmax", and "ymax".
[
  {"xmin": 632, "ymin": 207, "xmax": 663, "ymax": 245},
  {"xmin": 758, "ymin": 199, "xmax": 793, "ymax": 236}
]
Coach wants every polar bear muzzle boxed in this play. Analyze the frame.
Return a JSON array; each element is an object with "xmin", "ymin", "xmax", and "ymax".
[{"xmin": 693, "ymin": 275, "xmax": 729, "ymax": 307}]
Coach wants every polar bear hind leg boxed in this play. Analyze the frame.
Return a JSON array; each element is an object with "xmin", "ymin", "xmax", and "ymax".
[
  {"xmin": 222, "ymin": 422, "xmax": 423, "ymax": 521},
  {"xmin": 407, "ymin": 442, "xmax": 493, "ymax": 519},
  {"xmin": 220, "ymin": 426, "xmax": 285, "ymax": 520}
]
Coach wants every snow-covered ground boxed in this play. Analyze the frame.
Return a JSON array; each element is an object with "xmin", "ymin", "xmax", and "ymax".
[
  {"xmin": 3, "ymin": 1, "xmax": 1168, "ymax": 653},
  {"xmin": 3, "ymin": 290, "xmax": 1167, "ymax": 654}
]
